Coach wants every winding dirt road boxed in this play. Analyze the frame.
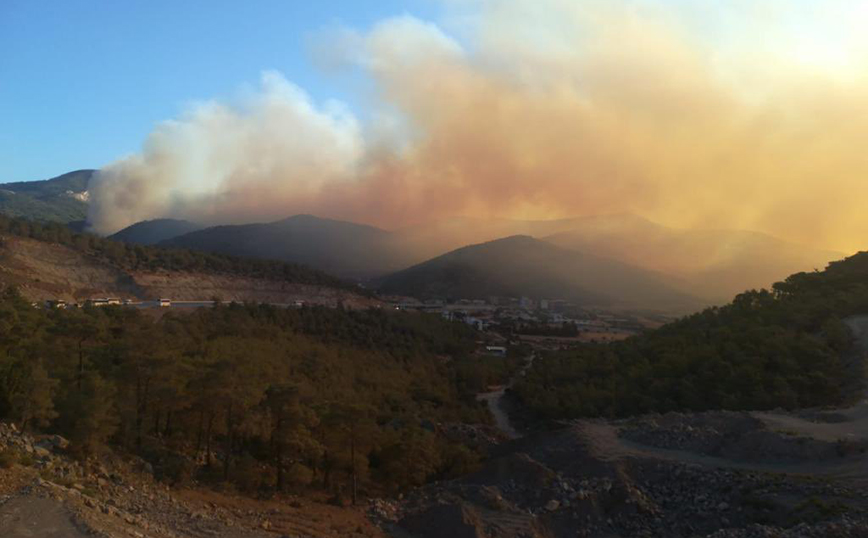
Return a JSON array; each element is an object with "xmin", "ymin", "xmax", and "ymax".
[{"xmin": 477, "ymin": 354, "xmax": 535, "ymax": 439}]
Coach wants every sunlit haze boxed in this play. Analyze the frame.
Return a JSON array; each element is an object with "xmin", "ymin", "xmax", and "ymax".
[
  {"xmin": 7, "ymin": 4, "xmax": 868, "ymax": 536},
  {"xmin": 5, "ymin": 0, "xmax": 868, "ymax": 254}
]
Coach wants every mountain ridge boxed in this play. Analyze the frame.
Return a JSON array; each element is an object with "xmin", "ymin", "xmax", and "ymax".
[
  {"xmin": 160, "ymin": 214, "xmax": 414, "ymax": 279},
  {"xmin": 109, "ymin": 218, "xmax": 203, "ymax": 245},
  {"xmin": 0, "ymin": 169, "xmax": 94, "ymax": 223},
  {"xmin": 377, "ymin": 234, "xmax": 703, "ymax": 311}
]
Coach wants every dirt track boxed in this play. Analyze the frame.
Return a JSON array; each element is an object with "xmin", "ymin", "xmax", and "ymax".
[
  {"xmin": 476, "ymin": 354, "xmax": 535, "ymax": 439},
  {"xmin": 588, "ymin": 316, "xmax": 868, "ymax": 484},
  {"xmin": 0, "ymin": 496, "xmax": 89, "ymax": 538},
  {"xmin": 752, "ymin": 317, "xmax": 868, "ymax": 437}
]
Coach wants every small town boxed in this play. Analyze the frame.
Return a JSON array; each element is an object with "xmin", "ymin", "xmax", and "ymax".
[
  {"xmin": 41, "ymin": 293, "xmax": 665, "ymax": 349},
  {"xmin": 390, "ymin": 296, "xmax": 668, "ymax": 347}
]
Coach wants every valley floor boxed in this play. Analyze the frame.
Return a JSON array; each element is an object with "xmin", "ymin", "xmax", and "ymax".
[
  {"xmin": 380, "ymin": 317, "xmax": 868, "ymax": 537},
  {"xmin": 4, "ymin": 326, "xmax": 868, "ymax": 537}
]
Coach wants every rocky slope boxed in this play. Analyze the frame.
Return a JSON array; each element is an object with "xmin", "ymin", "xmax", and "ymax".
[
  {"xmin": 382, "ymin": 413, "xmax": 868, "ymax": 537},
  {"xmin": 0, "ymin": 423, "xmax": 384, "ymax": 538},
  {"xmin": 4, "ymin": 395, "xmax": 868, "ymax": 537}
]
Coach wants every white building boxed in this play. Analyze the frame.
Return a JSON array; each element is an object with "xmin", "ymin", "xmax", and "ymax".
[{"xmin": 485, "ymin": 346, "xmax": 507, "ymax": 357}]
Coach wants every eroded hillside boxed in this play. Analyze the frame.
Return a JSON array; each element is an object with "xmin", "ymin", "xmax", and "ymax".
[{"xmin": 0, "ymin": 235, "xmax": 379, "ymax": 308}]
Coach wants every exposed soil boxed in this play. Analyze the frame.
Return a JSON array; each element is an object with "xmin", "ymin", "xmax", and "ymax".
[
  {"xmin": 0, "ymin": 496, "xmax": 90, "ymax": 538},
  {"xmin": 0, "ymin": 235, "xmax": 380, "ymax": 307},
  {"xmin": 475, "ymin": 354, "xmax": 535, "ymax": 440},
  {"xmin": 385, "ymin": 419, "xmax": 868, "ymax": 537}
]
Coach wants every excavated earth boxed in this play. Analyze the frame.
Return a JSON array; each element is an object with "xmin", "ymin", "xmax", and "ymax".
[
  {"xmin": 0, "ymin": 235, "xmax": 380, "ymax": 307},
  {"xmin": 5, "ymin": 391, "xmax": 868, "ymax": 538},
  {"xmin": 378, "ymin": 315, "xmax": 868, "ymax": 537},
  {"xmin": 380, "ymin": 416, "xmax": 868, "ymax": 537}
]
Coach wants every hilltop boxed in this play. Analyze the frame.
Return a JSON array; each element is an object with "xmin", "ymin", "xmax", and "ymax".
[
  {"xmin": 377, "ymin": 235, "xmax": 702, "ymax": 311},
  {"xmin": 109, "ymin": 218, "xmax": 203, "ymax": 245},
  {"xmin": 160, "ymin": 214, "xmax": 414, "ymax": 280},
  {"xmin": 0, "ymin": 216, "xmax": 373, "ymax": 306},
  {"xmin": 0, "ymin": 169, "xmax": 93, "ymax": 223},
  {"xmin": 544, "ymin": 214, "xmax": 842, "ymax": 302}
]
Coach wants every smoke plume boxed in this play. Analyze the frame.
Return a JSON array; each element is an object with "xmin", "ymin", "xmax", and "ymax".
[{"xmin": 88, "ymin": 0, "xmax": 868, "ymax": 253}]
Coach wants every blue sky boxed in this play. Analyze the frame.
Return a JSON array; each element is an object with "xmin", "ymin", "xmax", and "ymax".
[{"xmin": 0, "ymin": 0, "xmax": 438, "ymax": 183}]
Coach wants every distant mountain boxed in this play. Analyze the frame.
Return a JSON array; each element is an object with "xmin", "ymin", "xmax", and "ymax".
[
  {"xmin": 543, "ymin": 215, "xmax": 843, "ymax": 302},
  {"xmin": 391, "ymin": 216, "xmax": 587, "ymax": 262},
  {"xmin": 161, "ymin": 214, "xmax": 415, "ymax": 279},
  {"xmin": 0, "ymin": 170, "xmax": 94, "ymax": 223},
  {"xmin": 110, "ymin": 218, "xmax": 203, "ymax": 245},
  {"xmin": 154, "ymin": 212, "xmax": 838, "ymax": 303},
  {"xmin": 0, "ymin": 215, "xmax": 375, "ymax": 307},
  {"xmin": 377, "ymin": 235, "xmax": 702, "ymax": 311},
  {"xmin": 156, "ymin": 215, "xmax": 593, "ymax": 281}
]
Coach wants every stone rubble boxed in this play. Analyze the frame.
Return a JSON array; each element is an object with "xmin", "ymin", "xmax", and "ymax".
[{"xmin": 389, "ymin": 418, "xmax": 868, "ymax": 538}]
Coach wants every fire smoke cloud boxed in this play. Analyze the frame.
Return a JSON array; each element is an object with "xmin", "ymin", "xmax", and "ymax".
[{"xmin": 88, "ymin": 0, "xmax": 868, "ymax": 253}]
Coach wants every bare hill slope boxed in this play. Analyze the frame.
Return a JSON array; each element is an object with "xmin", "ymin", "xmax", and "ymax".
[{"xmin": 0, "ymin": 235, "xmax": 378, "ymax": 308}]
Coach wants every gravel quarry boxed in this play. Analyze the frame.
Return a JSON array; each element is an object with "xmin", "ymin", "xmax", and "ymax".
[{"xmin": 379, "ymin": 318, "xmax": 868, "ymax": 537}]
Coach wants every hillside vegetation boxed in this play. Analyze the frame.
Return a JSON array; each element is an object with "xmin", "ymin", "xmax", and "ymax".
[
  {"xmin": 0, "ymin": 289, "xmax": 516, "ymax": 497},
  {"xmin": 0, "ymin": 215, "xmax": 355, "ymax": 292},
  {"xmin": 513, "ymin": 253, "xmax": 868, "ymax": 419},
  {"xmin": 0, "ymin": 170, "xmax": 93, "ymax": 223}
]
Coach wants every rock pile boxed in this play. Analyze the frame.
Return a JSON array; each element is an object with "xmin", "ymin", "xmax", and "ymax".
[
  {"xmin": 391, "ymin": 420, "xmax": 868, "ymax": 538},
  {"xmin": 621, "ymin": 411, "xmax": 868, "ymax": 463}
]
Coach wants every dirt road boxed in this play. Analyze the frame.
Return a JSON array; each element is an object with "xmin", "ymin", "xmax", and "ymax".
[
  {"xmin": 752, "ymin": 316, "xmax": 868, "ymax": 443},
  {"xmin": 0, "ymin": 496, "xmax": 89, "ymax": 538},
  {"xmin": 477, "ymin": 389, "xmax": 520, "ymax": 439},
  {"xmin": 476, "ymin": 354, "xmax": 535, "ymax": 439},
  {"xmin": 570, "ymin": 315, "xmax": 868, "ymax": 484}
]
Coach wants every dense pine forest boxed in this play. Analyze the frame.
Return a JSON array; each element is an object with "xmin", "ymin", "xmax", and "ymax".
[
  {"xmin": 0, "ymin": 289, "xmax": 516, "ymax": 498},
  {"xmin": 513, "ymin": 253, "xmax": 868, "ymax": 420}
]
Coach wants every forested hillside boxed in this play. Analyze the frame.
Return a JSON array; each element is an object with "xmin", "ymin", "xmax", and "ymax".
[
  {"xmin": 513, "ymin": 253, "xmax": 868, "ymax": 420},
  {"xmin": 0, "ymin": 215, "xmax": 354, "ymax": 291},
  {"xmin": 0, "ymin": 290, "xmax": 514, "ymax": 497},
  {"xmin": 0, "ymin": 170, "xmax": 93, "ymax": 223}
]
